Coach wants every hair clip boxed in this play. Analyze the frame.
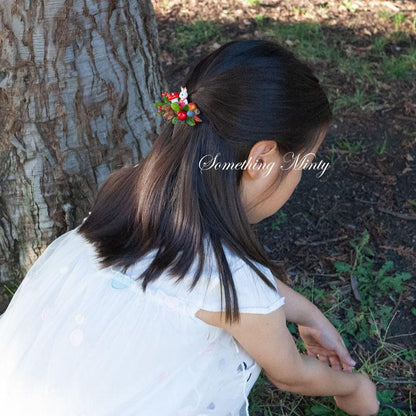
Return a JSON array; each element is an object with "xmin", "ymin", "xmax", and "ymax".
[{"xmin": 154, "ymin": 87, "xmax": 202, "ymax": 126}]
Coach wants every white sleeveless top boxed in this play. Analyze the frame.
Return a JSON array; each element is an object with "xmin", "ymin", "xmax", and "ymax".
[{"xmin": 0, "ymin": 222, "xmax": 285, "ymax": 416}]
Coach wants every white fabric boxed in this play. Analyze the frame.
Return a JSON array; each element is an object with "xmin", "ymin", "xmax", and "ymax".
[{"xmin": 0, "ymin": 223, "xmax": 285, "ymax": 416}]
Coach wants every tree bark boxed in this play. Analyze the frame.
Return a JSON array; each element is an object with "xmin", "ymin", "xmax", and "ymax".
[{"xmin": 0, "ymin": 0, "xmax": 167, "ymax": 286}]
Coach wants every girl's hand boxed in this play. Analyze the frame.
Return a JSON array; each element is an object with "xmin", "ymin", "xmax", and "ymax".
[
  {"xmin": 298, "ymin": 316, "xmax": 356, "ymax": 372},
  {"xmin": 334, "ymin": 373, "xmax": 379, "ymax": 416},
  {"xmin": 271, "ymin": 277, "xmax": 356, "ymax": 372}
]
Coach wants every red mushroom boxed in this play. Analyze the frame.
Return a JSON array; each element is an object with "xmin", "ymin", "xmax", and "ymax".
[{"xmin": 167, "ymin": 92, "xmax": 179, "ymax": 101}]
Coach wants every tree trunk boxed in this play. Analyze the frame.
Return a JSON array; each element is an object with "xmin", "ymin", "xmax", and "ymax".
[{"xmin": 0, "ymin": 0, "xmax": 167, "ymax": 290}]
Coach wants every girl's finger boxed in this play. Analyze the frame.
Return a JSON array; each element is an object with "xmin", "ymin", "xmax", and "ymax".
[
  {"xmin": 335, "ymin": 343, "xmax": 356, "ymax": 367},
  {"xmin": 316, "ymin": 353, "xmax": 330, "ymax": 365},
  {"xmin": 329, "ymin": 355, "xmax": 342, "ymax": 371},
  {"xmin": 341, "ymin": 364, "xmax": 354, "ymax": 373}
]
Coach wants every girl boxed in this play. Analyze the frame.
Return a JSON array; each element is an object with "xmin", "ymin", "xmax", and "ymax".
[{"xmin": 0, "ymin": 39, "xmax": 379, "ymax": 416}]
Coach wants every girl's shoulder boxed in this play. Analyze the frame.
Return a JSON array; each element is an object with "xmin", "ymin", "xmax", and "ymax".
[{"xmin": 198, "ymin": 245, "xmax": 285, "ymax": 315}]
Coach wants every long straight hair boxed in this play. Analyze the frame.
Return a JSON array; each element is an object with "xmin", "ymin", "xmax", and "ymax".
[{"xmin": 78, "ymin": 39, "xmax": 333, "ymax": 324}]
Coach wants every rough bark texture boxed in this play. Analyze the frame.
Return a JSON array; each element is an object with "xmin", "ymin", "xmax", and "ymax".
[{"xmin": 0, "ymin": 0, "xmax": 167, "ymax": 284}]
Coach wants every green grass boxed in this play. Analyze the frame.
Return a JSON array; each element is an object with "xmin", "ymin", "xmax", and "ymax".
[
  {"xmin": 393, "ymin": 12, "xmax": 409, "ymax": 32},
  {"xmin": 2, "ymin": 283, "xmax": 16, "ymax": 296},
  {"xmin": 337, "ymin": 139, "xmax": 363, "ymax": 155},
  {"xmin": 378, "ymin": 10, "xmax": 393, "ymax": 20},
  {"xmin": 372, "ymin": 36, "xmax": 388, "ymax": 52},
  {"xmin": 254, "ymin": 19, "xmax": 416, "ymax": 115},
  {"xmin": 328, "ymin": 143, "xmax": 339, "ymax": 166},
  {"xmin": 331, "ymin": 88, "xmax": 380, "ymax": 113},
  {"xmin": 168, "ymin": 20, "xmax": 229, "ymax": 57},
  {"xmin": 267, "ymin": 21, "xmax": 338, "ymax": 63},
  {"xmin": 382, "ymin": 47, "xmax": 416, "ymax": 78},
  {"xmin": 375, "ymin": 136, "xmax": 388, "ymax": 155},
  {"xmin": 378, "ymin": 10, "xmax": 413, "ymax": 33}
]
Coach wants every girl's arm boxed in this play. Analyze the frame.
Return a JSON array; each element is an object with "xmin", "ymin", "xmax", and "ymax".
[
  {"xmin": 272, "ymin": 277, "xmax": 322, "ymax": 326},
  {"xmin": 196, "ymin": 307, "xmax": 379, "ymax": 416},
  {"xmin": 273, "ymin": 276, "xmax": 356, "ymax": 371}
]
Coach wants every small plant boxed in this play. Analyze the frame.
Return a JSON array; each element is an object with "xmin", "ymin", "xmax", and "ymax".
[
  {"xmin": 393, "ymin": 12, "xmax": 408, "ymax": 33},
  {"xmin": 333, "ymin": 89, "xmax": 377, "ymax": 113},
  {"xmin": 372, "ymin": 36, "xmax": 387, "ymax": 52},
  {"xmin": 294, "ymin": 284, "xmax": 327, "ymax": 305},
  {"xmin": 382, "ymin": 48, "xmax": 416, "ymax": 79},
  {"xmin": 377, "ymin": 390, "xmax": 409, "ymax": 415},
  {"xmin": 332, "ymin": 230, "xmax": 411, "ymax": 340},
  {"xmin": 329, "ymin": 143, "xmax": 338, "ymax": 165},
  {"xmin": 305, "ymin": 401, "xmax": 348, "ymax": 415},
  {"xmin": 375, "ymin": 136, "xmax": 388, "ymax": 155},
  {"xmin": 294, "ymin": 7, "xmax": 308, "ymax": 15},
  {"xmin": 338, "ymin": 139, "xmax": 363, "ymax": 155},
  {"xmin": 270, "ymin": 210, "xmax": 287, "ymax": 231},
  {"xmin": 378, "ymin": 10, "xmax": 392, "ymax": 20},
  {"xmin": 335, "ymin": 231, "xmax": 411, "ymax": 300},
  {"xmin": 340, "ymin": 0, "xmax": 358, "ymax": 13},
  {"xmin": 254, "ymin": 14, "xmax": 264, "ymax": 23}
]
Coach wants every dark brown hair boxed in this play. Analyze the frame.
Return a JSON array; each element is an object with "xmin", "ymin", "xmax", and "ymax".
[{"xmin": 78, "ymin": 39, "xmax": 332, "ymax": 324}]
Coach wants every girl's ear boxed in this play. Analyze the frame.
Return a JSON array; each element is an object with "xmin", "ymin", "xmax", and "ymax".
[
  {"xmin": 243, "ymin": 140, "xmax": 281, "ymax": 181},
  {"xmin": 250, "ymin": 140, "xmax": 277, "ymax": 160}
]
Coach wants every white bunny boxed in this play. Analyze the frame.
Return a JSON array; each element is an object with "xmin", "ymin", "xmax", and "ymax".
[{"xmin": 179, "ymin": 86, "xmax": 189, "ymax": 105}]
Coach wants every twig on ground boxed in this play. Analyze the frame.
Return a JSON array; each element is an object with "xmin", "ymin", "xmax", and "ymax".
[
  {"xmin": 294, "ymin": 235, "xmax": 349, "ymax": 246},
  {"xmin": 377, "ymin": 207, "xmax": 416, "ymax": 220},
  {"xmin": 386, "ymin": 331, "xmax": 416, "ymax": 340}
]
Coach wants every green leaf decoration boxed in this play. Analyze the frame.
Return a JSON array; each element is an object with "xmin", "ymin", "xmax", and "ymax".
[
  {"xmin": 183, "ymin": 104, "xmax": 189, "ymax": 111},
  {"xmin": 172, "ymin": 117, "xmax": 179, "ymax": 124},
  {"xmin": 186, "ymin": 118, "xmax": 196, "ymax": 126},
  {"xmin": 163, "ymin": 96, "xmax": 169, "ymax": 103},
  {"xmin": 171, "ymin": 102, "xmax": 180, "ymax": 112},
  {"xmin": 154, "ymin": 102, "xmax": 164, "ymax": 107}
]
